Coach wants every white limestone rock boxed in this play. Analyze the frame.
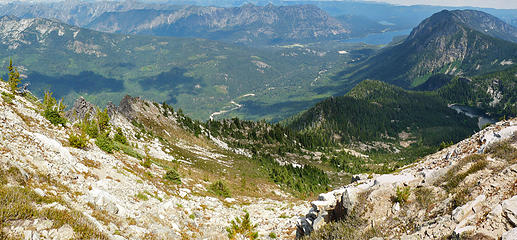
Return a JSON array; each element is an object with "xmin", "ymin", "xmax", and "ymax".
[{"xmin": 503, "ymin": 195, "xmax": 517, "ymax": 226}]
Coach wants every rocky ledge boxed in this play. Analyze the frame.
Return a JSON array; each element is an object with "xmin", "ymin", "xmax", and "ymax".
[{"xmin": 298, "ymin": 118, "xmax": 517, "ymax": 239}]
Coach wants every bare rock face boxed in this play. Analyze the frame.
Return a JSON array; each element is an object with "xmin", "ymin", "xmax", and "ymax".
[
  {"xmin": 117, "ymin": 95, "xmax": 139, "ymax": 121},
  {"xmin": 65, "ymin": 96, "xmax": 97, "ymax": 122}
]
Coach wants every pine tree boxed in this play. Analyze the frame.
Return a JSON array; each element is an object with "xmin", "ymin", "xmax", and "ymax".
[{"xmin": 7, "ymin": 58, "xmax": 21, "ymax": 93}]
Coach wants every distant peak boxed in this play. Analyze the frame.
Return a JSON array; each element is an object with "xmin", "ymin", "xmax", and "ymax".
[{"xmin": 0, "ymin": 15, "xmax": 21, "ymax": 21}]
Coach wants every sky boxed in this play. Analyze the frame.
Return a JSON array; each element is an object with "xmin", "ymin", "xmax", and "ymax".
[
  {"xmin": 0, "ymin": 0, "xmax": 516, "ymax": 9},
  {"xmin": 368, "ymin": 0, "xmax": 517, "ymax": 9}
]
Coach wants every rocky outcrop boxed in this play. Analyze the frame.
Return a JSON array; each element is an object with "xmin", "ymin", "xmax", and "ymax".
[
  {"xmin": 64, "ymin": 96, "xmax": 98, "ymax": 122},
  {"xmin": 298, "ymin": 118, "xmax": 517, "ymax": 239},
  {"xmin": 117, "ymin": 95, "xmax": 139, "ymax": 121}
]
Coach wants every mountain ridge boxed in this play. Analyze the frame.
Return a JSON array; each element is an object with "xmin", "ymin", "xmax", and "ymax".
[
  {"xmin": 339, "ymin": 9, "xmax": 517, "ymax": 88},
  {"xmin": 87, "ymin": 4, "xmax": 351, "ymax": 45}
]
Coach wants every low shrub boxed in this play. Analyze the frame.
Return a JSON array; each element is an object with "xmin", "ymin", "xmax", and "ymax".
[
  {"xmin": 226, "ymin": 211, "xmax": 259, "ymax": 240},
  {"xmin": 451, "ymin": 187, "xmax": 470, "ymax": 210},
  {"xmin": 95, "ymin": 133, "xmax": 116, "ymax": 154},
  {"xmin": 69, "ymin": 132, "xmax": 88, "ymax": 149},
  {"xmin": 113, "ymin": 127, "xmax": 128, "ymax": 145},
  {"xmin": 1, "ymin": 91, "xmax": 14, "ymax": 104},
  {"xmin": 445, "ymin": 159, "xmax": 488, "ymax": 192},
  {"xmin": 135, "ymin": 192, "xmax": 149, "ymax": 201},
  {"xmin": 209, "ymin": 180, "xmax": 231, "ymax": 198},
  {"xmin": 164, "ymin": 169, "xmax": 181, "ymax": 184},
  {"xmin": 392, "ymin": 186, "xmax": 411, "ymax": 204},
  {"xmin": 43, "ymin": 109, "xmax": 66, "ymax": 126},
  {"xmin": 114, "ymin": 142, "xmax": 142, "ymax": 159},
  {"xmin": 141, "ymin": 158, "xmax": 151, "ymax": 168}
]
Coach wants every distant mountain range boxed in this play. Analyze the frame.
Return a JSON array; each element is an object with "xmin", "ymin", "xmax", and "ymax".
[
  {"xmin": 0, "ymin": 1, "xmax": 176, "ymax": 27},
  {"xmin": 339, "ymin": 10, "xmax": 517, "ymax": 88},
  {"xmin": 0, "ymin": 1, "xmax": 385, "ymax": 46},
  {"xmin": 86, "ymin": 4, "xmax": 352, "ymax": 45}
]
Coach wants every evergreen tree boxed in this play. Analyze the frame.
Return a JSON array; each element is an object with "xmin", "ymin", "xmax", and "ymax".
[{"xmin": 7, "ymin": 58, "xmax": 21, "ymax": 93}]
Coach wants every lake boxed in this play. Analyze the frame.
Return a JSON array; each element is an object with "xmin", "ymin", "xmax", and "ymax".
[
  {"xmin": 343, "ymin": 29, "xmax": 412, "ymax": 45},
  {"xmin": 449, "ymin": 104, "xmax": 497, "ymax": 129}
]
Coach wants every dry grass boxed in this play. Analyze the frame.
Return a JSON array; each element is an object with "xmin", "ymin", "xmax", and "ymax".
[
  {"xmin": 40, "ymin": 208, "xmax": 109, "ymax": 239},
  {"xmin": 436, "ymin": 154, "xmax": 487, "ymax": 193},
  {"xmin": 0, "ymin": 163, "xmax": 108, "ymax": 239},
  {"xmin": 486, "ymin": 140, "xmax": 517, "ymax": 162},
  {"xmin": 414, "ymin": 187, "xmax": 435, "ymax": 211}
]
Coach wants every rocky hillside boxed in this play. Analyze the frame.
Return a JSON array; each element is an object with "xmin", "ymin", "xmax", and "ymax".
[
  {"xmin": 86, "ymin": 4, "xmax": 350, "ymax": 45},
  {"xmin": 298, "ymin": 117, "xmax": 517, "ymax": 239},
  {"xmin": 0, "ymin": 80, "xmax": 311, "ymax": 239},
  {"xmin": 341, "ymin": 10, "xmax": 517, "ymax": 88}
]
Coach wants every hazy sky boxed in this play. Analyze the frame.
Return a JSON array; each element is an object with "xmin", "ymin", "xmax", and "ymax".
[
  {"xmin": 370, "ymin": 0, "xmax": 517, "ymax": 9},
  {"xmin": 0, "ymin": 0, "xmax": 516, "ymax": 9}
]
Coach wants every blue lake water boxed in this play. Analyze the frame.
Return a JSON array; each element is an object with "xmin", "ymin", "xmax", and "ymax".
[{"xmin": 343, "ymin": 29, "xmax": 412, "ymax": 45}]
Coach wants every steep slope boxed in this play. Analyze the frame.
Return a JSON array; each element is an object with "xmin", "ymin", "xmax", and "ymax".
[
  {"xmin": 287, "ymin": 80, "xmax": 478, "ymax": 146},
  {"xmin": 298, "ymin": 117, "xmax": 517, "ymax": 240},
  {"xmin": 87, "ymin": 4, "xmax": 350, "ymax": 45},
  {"xmin": 0, "ymin": 15, "xmax": 351, "ymax": 121},
  {"xmin": 0, "ymin": 80, "xmax": 315, "ymax": 239},
  {"xmin": 341, "ymin": 10, "xmax": 517, "ymax": 88}
]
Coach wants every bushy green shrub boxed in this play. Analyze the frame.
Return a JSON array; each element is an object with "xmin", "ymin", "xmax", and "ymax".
[
  {"xmin": 69, "ymin": 132, "xmax": 88, "ymax": 149},
  {"xmin": 115, "ymin": 142, "xmax": 142, "ymax": 160},
  {"xmin": 226, "ymin": 211, "xmax": 258, "ymax": 240},
  {"xmin": 392, "ymin": 186, "xmax": 411, "ymax": 204},
  {"xmin": 95, "ymin": 133, "xmax": 116, "ymax": 153},
  {"xmin": 209, "ymin": 180, "xmax": 231, "ymax": 198},
  {"xmin": 141, "ymin": 158, "xmax": 151, "ymax": 168},
  {"xmin": 83, "ymin": 120, "xmax": 99, "ymax": 138},
  {"xmin": 96, "ymin": 109, "xmax": 110, "ymax": 133},
  {"xmin": 113, "ymin": 127, "xmax": 128, "ymax": 145},
  {"xmin": 164, "ymin": 169, "xmax": 181, "ymax": 184},
  {"xmin": 43, "ymin": 109, "xmax": 66, "ymax": 126},
  {"xmin": 1, "ymin": 91, "xmax": 14, "ymax": 104}
]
